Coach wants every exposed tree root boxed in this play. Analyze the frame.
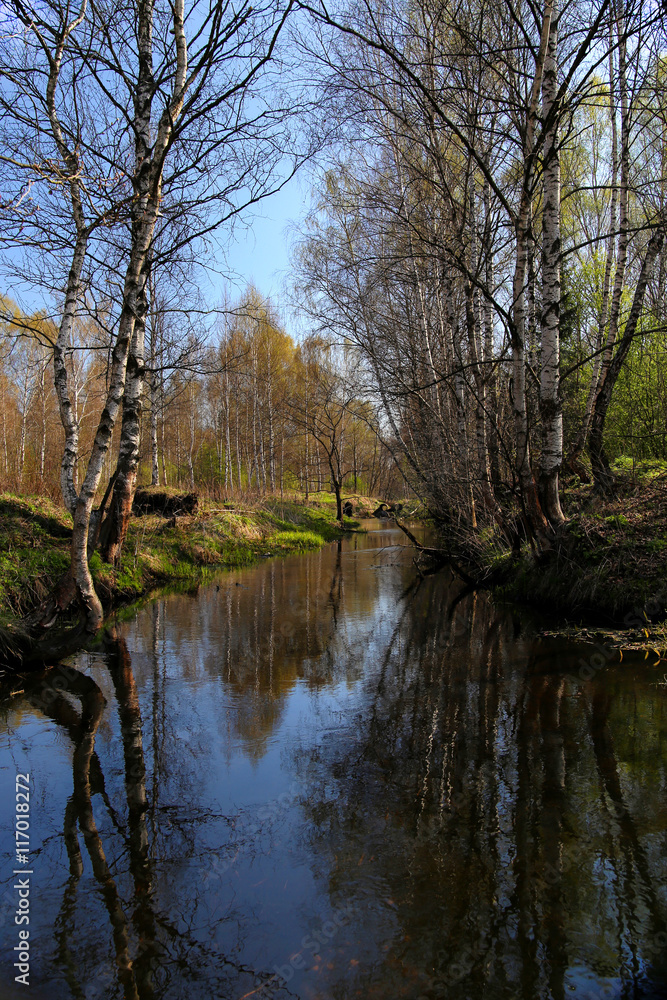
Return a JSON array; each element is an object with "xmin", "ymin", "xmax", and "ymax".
[{"xmin": 394, "ymin": 519, "xmax": 488, "ymax": 589}]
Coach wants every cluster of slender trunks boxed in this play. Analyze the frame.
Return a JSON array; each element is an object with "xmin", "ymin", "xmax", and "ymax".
[
  {"xmin": 26, "ymin": 0, "xmax": 188, "ymax": 631},
  {"xmin": 26, "ymin": 0, "xmax": 667, "ymax": 632}
]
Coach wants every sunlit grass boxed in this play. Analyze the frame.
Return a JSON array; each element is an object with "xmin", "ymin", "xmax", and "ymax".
[{"xmin": 0, "ymin": 490, "xmax": 360, "ymax": 618}]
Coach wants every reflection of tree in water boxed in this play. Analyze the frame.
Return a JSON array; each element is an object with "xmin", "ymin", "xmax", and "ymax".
[
  {"xmin": 291, "ymin": 576, "xmax": 667, "ymax": 1000},
  {"xmin": 130, "ymin": 543, "xmax": 370, "ymax": 760},
  {"xmin": 11, "ymin": 536, "xmax": 387, "ymax": 999},
  {"xmin": 22, "ymin": 636, "xmax": 293, "ymax": 1000},
  {"xmin": 209, "ymin": 548, "xmax": 349, "ymax": 756},
  {"xmin": 13, "ymin": 532, "xmax": 664, "ymax": 999}
]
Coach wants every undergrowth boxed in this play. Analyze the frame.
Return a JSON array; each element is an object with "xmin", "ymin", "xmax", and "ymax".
[
  {"xmin": 491, "ymin": 473, "xmax": 667, "ymax": 625},
  {"xmin": 0, "ymin": 491, "xmax": 366, "ymax": 617}
]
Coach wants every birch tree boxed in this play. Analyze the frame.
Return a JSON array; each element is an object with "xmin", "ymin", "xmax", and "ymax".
[
  {"xmin": 0, "ymin": 0, "xmax": 127, "ymax": 514},
  {"xmin": 71, "ymin": 0, "xmax": 295, "ymax": 627},
  {"xmin": 296, "ymin": 0, "xmax": 663, "ymax": 535},
  {"xmin": 97, "ymin": 0, "xmax": 314, "ymax": 564}
]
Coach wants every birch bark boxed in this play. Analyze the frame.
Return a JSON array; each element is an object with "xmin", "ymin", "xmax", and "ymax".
[
  {"xmin": 538, "ymin": 10, "xmax": 565, "ymax": 525},
  {"xmin": 71, "ymin": 0, "xmax": 189, "ymax": 628},
  {"xmin": 510, "ymin": 2, "xmax": 553, "ymax": 539},
  {"xmin": 99, "ymin": 0, "xmax": 155, "ymax": 564},
  {"xmin": 15, "ymin": 0, "xmax": 91, "ymax": 514},
  {"xmin": 148, "ymin": 269, "xmax": 161, "ymax": 487},
  {"xmin": 99, "ymin": 301, "xmax": 147, "ymax": 564}
]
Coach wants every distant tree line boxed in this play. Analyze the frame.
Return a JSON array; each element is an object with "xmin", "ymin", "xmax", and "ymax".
[{"xmin": 0, "ymin": 290, "xmax": 399, "ymax": 508}]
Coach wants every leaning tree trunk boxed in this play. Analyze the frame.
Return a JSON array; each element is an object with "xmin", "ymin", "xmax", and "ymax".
[
  {"xmin": 588, "ymin": 224, "xmax": 665, "ymax": 493},
  {"xmin": 98, "ymin": 0, "xmax": 155, "ymax": 565},
  {"xmin": 538, "ymin": 11, "xmax": 565, "ymax": 526},
  {"xmin": 54, "ymin": 227, "xmax": 86, "ymax": 515},
  {"xmin": 71, "ymin": 0, "xmax": 190, "ymax": 630},
  {"xmin": 71, "ymin": 260, "xmax": 148, "ymax": 628},
  {"xmin": 31, "ymin": 0, "xmax": 92, "ymax": 516},
  {"xmin": 332, "ymin": 472, "xmax": 343, "ymax": 521},
  {"xmin": 568, "ymin": 34, "xmax": 619, "ymax": 474}
]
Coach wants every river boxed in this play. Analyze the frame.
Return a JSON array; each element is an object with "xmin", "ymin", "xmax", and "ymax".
[{"xmin": 1, "ymin": 521, "xmax": 666, "ymax": 999}]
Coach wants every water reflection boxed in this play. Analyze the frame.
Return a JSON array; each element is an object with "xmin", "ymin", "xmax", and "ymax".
[
  {"xmin": 288, "ymin": 577, "xmax": 667, "ymax": 1000},
  {"xmin": 0, "ymin": 524, "xmax": 665, "ymax": 1000}
]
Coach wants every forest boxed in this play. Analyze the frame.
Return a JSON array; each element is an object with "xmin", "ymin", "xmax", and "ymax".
[
  {"xmin": 3, "ymin": 4, "xmax": 667, "ymax": 998},
  {"xmin": 1, "ymin": 0, "xmax": 667, "ymax": 635}
]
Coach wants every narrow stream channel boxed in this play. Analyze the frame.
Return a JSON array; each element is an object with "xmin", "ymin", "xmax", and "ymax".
[{"xmin": 1, "ymin": 522, "xmax": 666, "ymax": 999}]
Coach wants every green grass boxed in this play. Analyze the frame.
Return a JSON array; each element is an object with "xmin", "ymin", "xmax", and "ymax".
[
  {"xmin": 0, "ymin": 491, "xmax": 362, "ymax": 618},
  {"xmin": 611, "ymin": 455, "xmax": 667, "ymax": 479},
  {"xmin": 491, "ymin": 477, "xmax": 667, "ymax": 626},
  {"xmin": 0, "ymin": 494, "xmax": 72, "ymax": 614}
]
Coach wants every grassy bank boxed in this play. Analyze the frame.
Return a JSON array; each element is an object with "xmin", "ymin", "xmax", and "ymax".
[
  {"xmin": 8, "ymin": 477, "xmax": 664, "ymax": 651},
  {"xmin": 491, "ymin": 472, "xmax": 667, "ymax": 641},
  {"xmin": 0, "ymin": 491, "xmax": 376, "ymax": 619}
]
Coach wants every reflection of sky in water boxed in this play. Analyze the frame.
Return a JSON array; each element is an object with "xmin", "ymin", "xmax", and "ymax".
[{"xmin": 0, "ymin": 523, "xmax": 666, "ymax": 999}]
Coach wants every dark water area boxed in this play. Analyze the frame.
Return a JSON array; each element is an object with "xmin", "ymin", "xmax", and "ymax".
[{"xmin": 1, "ymin": 522, "xmax": 666, "ymax": 1000}]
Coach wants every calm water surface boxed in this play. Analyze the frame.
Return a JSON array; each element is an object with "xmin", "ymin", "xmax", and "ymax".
[{"xmin": 1, "ymin": 522, "xmax": 666, "ymax": 999}]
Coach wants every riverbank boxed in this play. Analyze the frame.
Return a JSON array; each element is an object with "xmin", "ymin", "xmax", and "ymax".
[
  {"xmin": 490, "ymin": 474, "xmax": 667, "ymax": 644},
  {"xmin": 4, "ymin": 477, "xmax": 666, "ymax": 657},
  {"xmin": 0, "ymin": 490, "xmax": 379, "ymax": 621}
]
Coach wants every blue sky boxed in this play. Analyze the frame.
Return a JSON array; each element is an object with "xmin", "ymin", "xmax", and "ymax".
[
  {"xmin": 2, "ymin": 164, "xmax": 312, "ymax": 328},
  {"xmin": 213, "ymin": 173, "xmax": 311, "ymax": 306}
]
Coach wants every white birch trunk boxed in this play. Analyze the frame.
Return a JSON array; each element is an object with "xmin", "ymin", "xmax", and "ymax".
[
  {"xmin": 539, "ymin": 11, "xmax": 565, "ymax": 525},
  {"xmin": 71, "ymin": 0, "xmax": 190, "ymax": 628},
  {"xmin": 100, "ymin": 306, "xmax": 146, "ymax": 563},
  {"xmin": 148, "ymin": 273, "xmax": 160, "ymax": 487},
  {"xmin": 30, "ymin": 0, "xmax": 90, "ymax": 514},
  {"xmin": 510, "ymin": 3, "xmax": 553, "ymax": 538}
]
